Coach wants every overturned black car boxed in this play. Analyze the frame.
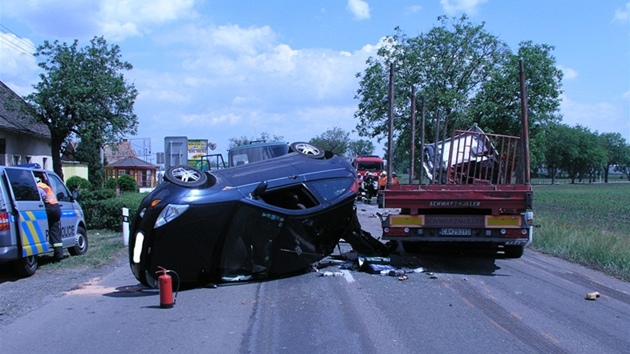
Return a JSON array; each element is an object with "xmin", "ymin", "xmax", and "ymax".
[{"xmin": 129, "ymin": 143, "xmax": 362, "ymax": 287}]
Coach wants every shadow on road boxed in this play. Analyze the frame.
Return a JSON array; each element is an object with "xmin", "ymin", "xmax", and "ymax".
[{"xmin": 390, "ymin": 245, "xmax": 504, "ymax": 276}]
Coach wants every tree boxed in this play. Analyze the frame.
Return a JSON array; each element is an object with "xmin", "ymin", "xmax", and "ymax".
[
  {"xmin": 228, "ymin": 132, "xmax": 284, "ymax": 148},
  {"xmin": 309, "ymin": 127, "xmax": 351, "ymax": 156},
  {"xmin": 347, "ymin": 139, "xmax": 375, "ymax": 158},
  {"xmin": 599, "ymin": 132, "xmax": 628, "ymax": 183},
  {"xmin": 548, "ymin": 125, "xmax": 606, "ymax": 183},
  {"xmin": 355, "ymin": 16, "xmax": 511, "ymax": 173},
  {"xmin": 24, "ymin": 36, "xmax": 138, "ymax": 179},
  {"xmin": 470, "ymin": 42, "xmax": 564, "ymax": 171},
  {"xmin": 616, "ymin": 144, "xmax": 630, "ymax": 181},
  {"xmin": 354, "ymin": 16, "xmax": 563, "ymax": 176},
  {"xmin": 74, "ymin": 131, "xmax": 106, "ymax": 188}
]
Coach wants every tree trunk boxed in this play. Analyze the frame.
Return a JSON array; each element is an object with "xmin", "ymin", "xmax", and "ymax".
[{"xmin": 51, "ymin": 137, "xmax": 64, "ymax": 180}]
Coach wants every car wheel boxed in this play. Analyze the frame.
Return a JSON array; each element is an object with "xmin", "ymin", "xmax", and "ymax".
[
  {"xmin": 68, "ymin": 226, "xmax": 89, "ymax": 256},
  {"xmin": 13, "ymin": 255, "xmax": 38, "ymax": 277},
  {"xmin": 165, "ymin": 165, "xmax": 208, "ymax": 187},
  {"xmin": 289, "ymin": 142, "xmax": 325, "ymax": 159}
]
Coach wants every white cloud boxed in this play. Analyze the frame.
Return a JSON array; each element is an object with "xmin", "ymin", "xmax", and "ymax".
[
  {"xmin": 440, "ymin": 0, "xmax": 488, "ymax": 16},
  {"xmin": 558, "ymin": 65, "xmax": 578, "ymax": 80},
  {"xmin": 1, "ymin": 0, "xmax": 195, "ymax": 41},
  {"xmin": 0, "ymin": 33, "xmax": 39, "ymax": 95},
  {"xmin": 347, "ymin": 0, "xmax": 371, "ymax": 20},
  {"xmin": 613, "ymin": 2, "xmax": 629, "ymax": 22},
  {"xmin": 408, "ymin": 5, "xmax": 423, "ymax": 14},
  {"xmin": 560, "ymin": 94, "xmax": 629, "ymax": 139}
]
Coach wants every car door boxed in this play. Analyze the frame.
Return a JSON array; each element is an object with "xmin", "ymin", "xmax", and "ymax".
[
  {"xmin": 3, "ymin": 168, "xmax": 50, "ymax": 257},
  {"xmin": 45, "ymin": 173, "xmax": 78, "ymax": 247}
]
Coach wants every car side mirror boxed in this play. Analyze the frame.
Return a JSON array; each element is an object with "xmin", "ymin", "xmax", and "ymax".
[{"xmin": 251, "ymin": 181, "xmax": 268, "ymax": 199}]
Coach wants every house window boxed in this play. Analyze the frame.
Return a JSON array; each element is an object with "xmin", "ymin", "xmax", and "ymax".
[{"xmin": 12, "ymin": 155, "xmax": 20, "ymax": 165}]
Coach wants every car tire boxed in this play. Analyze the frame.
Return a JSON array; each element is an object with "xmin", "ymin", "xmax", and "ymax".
[
  {"xmin": 68, "ymin": 226, "xmax": 89, "ymax": 256},
  {"xmin": 165, "ymin": 165, "xmax": 208, "ymax": 187},
  {"xmin": 289, "ymin": 142, "xmax": 325, "ymax": 159},
  {"xmin": 13, "ymin": 255, "xmax": 38, "ymax": 277}
]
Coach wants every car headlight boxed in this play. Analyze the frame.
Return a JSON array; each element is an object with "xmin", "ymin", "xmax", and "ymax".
[{"xmin": 154, "ymin": 204, "xmax": 190, "ymax": 229}]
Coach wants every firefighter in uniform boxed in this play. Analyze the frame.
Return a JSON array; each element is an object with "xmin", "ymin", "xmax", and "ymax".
[{"xmin": 37, "ymin": 177, "xmax": 64, "ymax": 261}]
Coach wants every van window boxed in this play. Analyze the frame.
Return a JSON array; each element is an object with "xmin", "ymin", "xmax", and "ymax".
[
  {"xmin": 5, "ymin": 169, "xmax": 39, "ymax": 201},
  {"xmin": 47, "ymin": 174, "xmax": 71, "ymax": 202}
]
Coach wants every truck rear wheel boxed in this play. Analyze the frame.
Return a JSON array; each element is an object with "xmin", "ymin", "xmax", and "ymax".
[
  {"xmin": 504, "ymin": 245, "xmax": 524, "ymax": 258},
  {"xmin": 13, "ymin": 255, "xmax": 38, "ymax": 277}
]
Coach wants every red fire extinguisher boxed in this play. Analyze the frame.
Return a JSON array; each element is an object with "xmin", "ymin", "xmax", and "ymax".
[{"xmin": 156, "ymin": 266, "xmax": 179, "ymax": 308}]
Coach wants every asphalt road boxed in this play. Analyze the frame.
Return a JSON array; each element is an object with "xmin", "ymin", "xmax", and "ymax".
[{"xmin": 1, "ymin": 201, "xmax": 628, "ymax": 354}]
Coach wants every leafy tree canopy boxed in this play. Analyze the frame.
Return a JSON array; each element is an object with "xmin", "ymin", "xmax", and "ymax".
[
  {"xmin": 354, "ymin": 15, "xmax": 563, "ymax": 175},
  {"xmin": 347, "ymin": 139, "xmax": 375, "ymax": 158},
  {"xmin": 24, "ymin": 36, "xmax": 138, "ymax": 179},
  {"xmin": 309, "ymin": 127, "xmax": 351, "ymax": 157}
]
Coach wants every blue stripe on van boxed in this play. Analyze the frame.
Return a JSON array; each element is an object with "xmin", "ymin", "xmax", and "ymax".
[{"xmin": 19, "ymin": 210, "xmax": 49, "ymax": 257}]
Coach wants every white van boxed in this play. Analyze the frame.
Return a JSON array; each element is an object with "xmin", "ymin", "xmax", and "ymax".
[{"xmin": 0, "ymin": 166, "xmax": 88, "ymax": 277}]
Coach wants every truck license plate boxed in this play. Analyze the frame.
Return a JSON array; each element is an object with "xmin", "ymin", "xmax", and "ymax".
[{"xmin": 439, "ymin": 228, "xmax": 472, "ymax": 236}]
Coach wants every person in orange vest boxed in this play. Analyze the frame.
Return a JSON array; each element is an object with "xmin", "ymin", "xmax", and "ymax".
[
  {"xmin": 392, "ymin": 172, "xmax": 399, "ymax": 185},
  {"xmin": 378, "ymin": 171, "xmax": 387, "ymax": 190},
  {"xmin": 36, "ymin": 176, "xmax": 64, "ymax": 261}
]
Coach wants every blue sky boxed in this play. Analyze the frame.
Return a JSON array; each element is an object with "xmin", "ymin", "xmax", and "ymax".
[{"xmin": 1, "ymin": 0, "xmax": 628, "ymax": 162}]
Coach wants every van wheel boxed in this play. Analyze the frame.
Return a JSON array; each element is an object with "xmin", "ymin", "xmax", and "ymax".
[
  {"xmin": 13, "ymin": 255, "xmax": 38, "ymax": 277},
  {"xmin": 69, "ymin": 226, "xmax": 88, "ymax": 256}
]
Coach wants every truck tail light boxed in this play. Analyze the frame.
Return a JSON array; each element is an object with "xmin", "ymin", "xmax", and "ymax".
[
  {"xmin": 383, "ymin": 227, "xmax": 410, "ymax": 236},
  {"xmin": 501, "ymin": 228, "xmax": 528, "ymax": 238}
]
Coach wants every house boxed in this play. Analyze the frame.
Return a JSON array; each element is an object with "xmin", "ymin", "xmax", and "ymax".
[
  {"xmin": 0, "ymin": 81, "xmax": 52, "ymax": 168},
  {"xmin": 105, "ymin": 156, "xmax": 158, "ymax": 189}
]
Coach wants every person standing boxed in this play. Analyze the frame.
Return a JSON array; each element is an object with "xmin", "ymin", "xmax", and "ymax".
[{"xmin": 36, "ymin": 176, "xmax": 64, "ymax": 261}]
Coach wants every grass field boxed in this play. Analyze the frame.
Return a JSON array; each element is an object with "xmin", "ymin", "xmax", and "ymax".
[{"xmin": 532, "ymin": 183, "xmax": 630, "ymax": 281}]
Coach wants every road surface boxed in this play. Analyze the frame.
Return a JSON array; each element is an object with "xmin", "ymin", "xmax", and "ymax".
[{"xmin": 1, "ymin": 201, "xmax": 628, "ymax": 353}]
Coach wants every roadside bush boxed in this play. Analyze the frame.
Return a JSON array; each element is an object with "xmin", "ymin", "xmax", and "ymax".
[
  {"xmin": 66, "ymin": 176, "xmax": 92, "ymax": 191},
  {"xmin": 105, "ymin": 177, "xmax": 118, "ymax": 190},
  {"xmin": 79, "ymin": 188, "xmax": 116, "ymax": 201},
  {"xmin": 81, "ymin": 192, "xmax": 147, "ymax": 230},
  {"xmin": 118, "ymin": 174, "xmax": 139, "ymax": 193}
]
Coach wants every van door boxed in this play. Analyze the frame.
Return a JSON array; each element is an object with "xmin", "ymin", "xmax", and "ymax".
[
  {"xmin": 3, "ymin": 168, "xmax": 50, "ymax": 257},
  {"xmin": 45, "ymin": 173, "xmax": 78, "ymax": 247}
]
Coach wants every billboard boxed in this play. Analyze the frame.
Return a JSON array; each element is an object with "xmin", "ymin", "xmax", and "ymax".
[{"xmin": 187, "ymin": 139, "xmax": 208, "ymax": 169}]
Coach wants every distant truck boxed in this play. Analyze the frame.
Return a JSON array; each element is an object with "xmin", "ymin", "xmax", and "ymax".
[
  {"xmin": 352, "ymin": 155, "xmax": 385, "ymax": 203},
  {"xmin": 378, "ymin": 63, "xmax": 534, "ymax": 258}
]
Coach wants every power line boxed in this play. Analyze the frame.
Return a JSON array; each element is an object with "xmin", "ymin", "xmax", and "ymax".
[{"xmin": 0, "ymin": 24, "xmax": 36, "ymax": 57}]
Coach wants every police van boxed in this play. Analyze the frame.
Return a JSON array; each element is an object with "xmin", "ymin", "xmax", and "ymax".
[{"xmin": 0, "ymin": 165, "xmax": 88, "ymax": 277}]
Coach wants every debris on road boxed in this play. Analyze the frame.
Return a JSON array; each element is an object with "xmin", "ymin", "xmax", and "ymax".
[{"xmin": 585, "ymin": 291, "xmax": 600, "ymax": 300}]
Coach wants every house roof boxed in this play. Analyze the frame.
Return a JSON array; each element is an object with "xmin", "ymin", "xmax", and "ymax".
[
  {"xmin": 103, "ymin": 140, "xmax": 136, "ymax": 164},
  {"xmin": 0, "ymin": 81, "xmax": 50, "ymax": 139},
  {"xmin": 105, "ymin": 156, "xmax": 157, "ymax": 170}
]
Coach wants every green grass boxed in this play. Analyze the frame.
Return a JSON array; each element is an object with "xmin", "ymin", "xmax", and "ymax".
[
  {"xmin": 532, "ymin": 183, "xmax": 630, "ymax": 280},
  {"xmin": 42, "ymin": 229, "xmax": 127, "ymax": 270}
]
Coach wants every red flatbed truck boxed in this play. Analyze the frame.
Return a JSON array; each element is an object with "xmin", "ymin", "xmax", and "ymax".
[{"xmin": 378, "ymin": 63, "xmax": 534, "ymax": 258}]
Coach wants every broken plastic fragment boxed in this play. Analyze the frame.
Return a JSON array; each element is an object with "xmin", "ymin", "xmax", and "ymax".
[{"xmin": 585, "ymin": 291, "xmax": 600, "ymax": 300}]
